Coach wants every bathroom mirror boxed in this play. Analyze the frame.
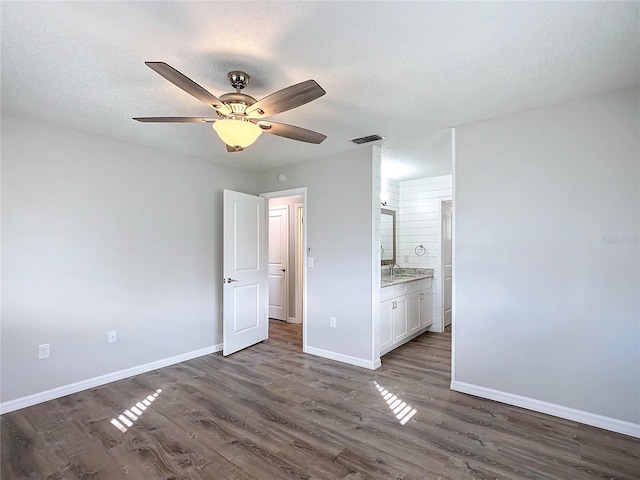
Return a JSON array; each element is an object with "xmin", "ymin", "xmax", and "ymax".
[{"xmin": 380, "ymin": 208, "xmax": 396, "ymax": 265}]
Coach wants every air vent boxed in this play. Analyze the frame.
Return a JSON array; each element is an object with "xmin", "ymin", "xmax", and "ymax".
[{"xmin": 350, "ymin": 134, "xmax": 385, "ymax": 144}]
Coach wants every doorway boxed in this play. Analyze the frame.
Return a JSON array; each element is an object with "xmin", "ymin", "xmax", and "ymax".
[{"xmin": 261, "ymin": 188, "xmax": 306, "ymax": 351}]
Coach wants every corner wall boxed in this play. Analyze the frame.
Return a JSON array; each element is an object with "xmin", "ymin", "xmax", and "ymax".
[
  {"xmin": 258, "ymin": 147, "xmax": 378, "ymax": 368},
  {"xmin": 453, "ymin": 87, "xmax": 640, "ymax": 436},
  {"xmin": 1, "ymin": 115, "xmax": 259, "ymax": 409}
]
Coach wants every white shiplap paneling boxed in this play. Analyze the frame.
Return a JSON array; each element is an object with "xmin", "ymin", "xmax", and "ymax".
[
  {"xmin": 381, "ymin": 177, "xmax": 400, "ymax": 211},
  {"xmin": 398, "ymin": 175, "xmax": 452, "ymax": 331}
]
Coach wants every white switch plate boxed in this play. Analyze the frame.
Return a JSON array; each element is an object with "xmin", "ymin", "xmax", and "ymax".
[
  {"xmin": 404, "ymin": 255, "xmax": 409, "ymax": 263},
  {"xmin": 108, "ymin": 331, "xmax": 117, "ymax": 343},
  {"xmin": 330, "ymin": 316, "xmax": 336, "ymax": 328},
  {"xmin": 307, "ymin": 256, "xmax": 314, "ymax": 267},
  {"xmin": 38, "ymin": 343, "xmax": 50, "ymax": 360}
]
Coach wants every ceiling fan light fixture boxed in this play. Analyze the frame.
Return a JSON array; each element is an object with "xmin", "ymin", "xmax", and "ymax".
[{"xmin": 212, "ymin": 119, "xmax": 262, "ymax": 148}]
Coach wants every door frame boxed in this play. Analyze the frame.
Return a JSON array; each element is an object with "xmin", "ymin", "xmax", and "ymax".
[
  {"xmin": 260, "ymin": 187, "xmax": 307, "ymax": 352},
  {"xmin": 439, "ymin": 199, "xmax": 453, "ymax": 331},
  {"xmin": 294, "ymin": 203, "xmax": 304, "ymax": 324}
]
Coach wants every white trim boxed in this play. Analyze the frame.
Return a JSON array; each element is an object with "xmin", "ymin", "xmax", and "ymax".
[
  {"xmin": 372, "ymin": 146, "xmax": 382, "ymax": 368},
  {"xmin": 0, "ymin": 344, "xmax": 222, "ymax": 414},
  {"xmin": 305, "ymin": 346, "xmax": 381, "ymax": 370},
  {"xmin": 451, "ymin": 126, "xmax": 457, "ymax": 384},
  {"xmin": 439, "ymin": 197, "xmax": 453, "ymax": 333},
  {"xmin": 294, "ymin": 203, "xmax": 304, "ymax": 325},
  {"xmin": 260, "ymin": 188, "xmax": 305, "ymax": 200},
  {"xmin": 451, "ymin": 381, "xmax": 640, "ymax": 439}
]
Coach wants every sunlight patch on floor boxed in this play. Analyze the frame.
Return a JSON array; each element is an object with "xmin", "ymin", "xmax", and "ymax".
[
  {"xmin": 110, "ymin": 388, "xmax": 162, "ymax": 433},
  {"xmin": 373, "ymin": 381, "xmax": 417, "ymax": 425}
]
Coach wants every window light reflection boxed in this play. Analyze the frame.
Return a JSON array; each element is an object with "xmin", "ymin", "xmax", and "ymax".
[
  {"xmin": 110, "ymin": 389, "xmax": 162, "ymax": 433},
  {"xmin": 373, "ymin": 381, "xmax": 417, "ymax": 426}
]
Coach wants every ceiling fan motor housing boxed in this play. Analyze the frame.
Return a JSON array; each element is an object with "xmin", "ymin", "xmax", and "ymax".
[
  {"xmin": 218, "ymin": 92, "xmax": 257, "ymax": 116},
  {"xmin": 228, "ymin": 71, "xmax": 249, "ymax": 90}
]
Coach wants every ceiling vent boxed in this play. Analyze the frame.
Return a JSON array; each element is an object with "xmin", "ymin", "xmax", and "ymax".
[{"xmin": 350, "ymin": 134, "xmax": 385, "ymax": 144}]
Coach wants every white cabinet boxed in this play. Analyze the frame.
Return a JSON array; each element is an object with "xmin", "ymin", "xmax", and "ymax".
[
  {"xmin": 407, "ymin": 292, "xmax": 421, "ymax": 335},
  {"xmin": 392, "ymin": 296, "xmax": 409, "ymax": 341},
  {"xmin": 419, "ymin": 288, "xmax": 433, "ymax": 328},
  {"xmin": 379, "ymin": 300, "xmax": 394, "ymax": 352},
  {"xmin": 380, "ymin": 278, "xmax": 432, "ymax": 356}
]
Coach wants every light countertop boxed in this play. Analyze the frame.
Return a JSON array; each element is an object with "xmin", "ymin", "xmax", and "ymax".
[{"xmin": 381, "ymin": 268, "xmax": 434, "ymax": 288}]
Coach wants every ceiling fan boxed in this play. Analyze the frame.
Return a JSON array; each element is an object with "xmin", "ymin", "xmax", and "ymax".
[{"xmin": 133, "ymin": 62, "xmax": 327, "ymax": 152}]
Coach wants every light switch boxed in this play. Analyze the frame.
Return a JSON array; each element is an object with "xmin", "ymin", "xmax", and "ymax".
[{"xmin": 307, "ymin": 256, "xmax": 314, "ymax": 267}]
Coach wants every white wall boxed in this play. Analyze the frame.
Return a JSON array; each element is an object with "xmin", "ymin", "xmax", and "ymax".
[
  {"xmin": 454, "ymin": 87, "xmax": 640, "ymax": 432},
  {"xmin": 397, "ymin": 175, "xmax": 453, "ymax": 331},
  {"xmin": 381, "ymin": 177, "xmax": 399, "ymax": 210},
  {"xmin": 1, "ymin": 115, "xmax": 259, "ymax": 405},
  {"xmin": 258, "ymin": 148, "xmax": 378, "ymax": 367}
]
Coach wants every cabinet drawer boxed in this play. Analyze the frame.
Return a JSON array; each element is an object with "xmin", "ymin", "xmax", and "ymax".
[
  {"xmin": 380, "ymin": 286, "xmax": 394, "ymax": 302},
  {"xmin": 381, "ymin": 278, "xmax": 433, "ymax": 301},
  {"xmin": 403, "ymin": 279, "xmax": 431, "ymax": 294},
  {"xmin": 391, "ymin": 284, "xmax": 408, "ymax": 297}
]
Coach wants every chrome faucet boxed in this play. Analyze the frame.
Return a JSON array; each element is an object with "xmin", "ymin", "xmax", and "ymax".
[{"xmin": 388, "ymin": 263, "xmax": 399, "ymax": 277}]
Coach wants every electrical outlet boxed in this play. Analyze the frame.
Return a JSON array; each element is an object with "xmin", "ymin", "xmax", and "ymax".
[
  {"xmin": 404, "ymin": 255, "xmax": 409, "ymax": 263},
  {"xmin": 307, "ymin": 256, "xmax": 314, "ymax": 267},
  {"xmin": 330, "ymin": 316, "xmax": 336, "ymax": 328},
  {"xmin": 38, "ymin": 343, "xmax": 50, "ymax": 360},
  {"xmin": 108, "ymin": 331, "xmax": 117, "ymax": 344}
]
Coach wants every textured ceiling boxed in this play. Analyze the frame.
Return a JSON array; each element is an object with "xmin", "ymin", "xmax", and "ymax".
[{"xmin": 1, "ymin": 1, "xmax": 638, "ymax": 180}]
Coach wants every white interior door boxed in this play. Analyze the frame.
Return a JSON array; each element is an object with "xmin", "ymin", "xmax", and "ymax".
[
  {"xmin": 268, "ymin": 206, "xmax": 288, "ymax": 321},
  {"xmin": 223, "ymin": 190, "xmax": 268, "ymax": 356},
  {"xmin": 442, "ymin": 200, "xmax": 453, "ymax": 327}
]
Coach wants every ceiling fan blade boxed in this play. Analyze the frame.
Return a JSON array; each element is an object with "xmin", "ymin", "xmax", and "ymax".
[
  {"xmin": 258, "ymin": 121, "xmax": 327, "ymax": 144},
  {"xmin": 246, "ymin": 80, "xmax": 325, "ymax": 118},
  {"xmin": 133, "ymin": 117, "xmax": 217, "ymax": 123},
  {"xmin": 226, "ymin": 145, "xmax": 244, "ymax": 153},
  {"xmin": 145, "ymin": 62, "xmax": 232, "ymax": 115}
]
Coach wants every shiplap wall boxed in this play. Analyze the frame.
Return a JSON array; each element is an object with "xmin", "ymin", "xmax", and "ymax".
[
  {"xmin": 397, "ymin": 175, "xmax": 452, "ymax": 331},
  {"xmin": 381, "ymin": 178, "xmax": 400, "ymax": 210}
]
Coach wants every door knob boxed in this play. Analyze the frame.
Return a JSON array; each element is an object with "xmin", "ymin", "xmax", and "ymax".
[
  {"xmin": 279, "ymin": 268, "xmax": 286, "ymax": 272},
  {"xmin": 226, "ymin": 278, "xmax": 239, "ymax": 283}
]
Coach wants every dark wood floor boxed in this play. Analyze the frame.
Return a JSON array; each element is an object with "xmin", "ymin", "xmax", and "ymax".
[{"xmin": 2, "ymin": 321, "xmax": 639, "ymax": 479}]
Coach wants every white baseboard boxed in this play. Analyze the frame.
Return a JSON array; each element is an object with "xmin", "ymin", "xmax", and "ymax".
[
  {"xmin": 304, "ymin": 346, "xmax": 379, "ymax": 370},
  {"xmin": 287, "ymin": 317, "xmax": 301, "ymax": 324},
  {"xmin": 451, "ymin": 380, "xmax": 640, "ymax": 439},
  {"xmin": 0, "ymin": 344, "xmax": 223, "ymax": 415}
]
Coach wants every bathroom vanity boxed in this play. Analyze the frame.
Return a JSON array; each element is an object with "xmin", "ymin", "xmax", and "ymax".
[{"xmin": 380, "ymin": 268, "xmax": 434, "ymax": 355}]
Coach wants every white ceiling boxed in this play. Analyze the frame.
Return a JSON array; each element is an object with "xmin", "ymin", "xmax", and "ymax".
[{"xmin": 1, "ymin": 2, "xmax": 638, "ymax": 181}]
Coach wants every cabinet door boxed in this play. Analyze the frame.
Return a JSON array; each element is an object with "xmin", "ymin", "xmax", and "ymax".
[
  {"xmin": 392, "ymin": 297, "xmax": 408, "ymax": 342},
  {"xmin": 407, "ymin": 292, "xmax": 422, "ymax": 334},
  {"xmin": 420, "ymin": 288, "xmax": 433, "ymax": 328},
  {"xmin": 379, "ymin": 300, "xmax": 394, "ymax": 352}
]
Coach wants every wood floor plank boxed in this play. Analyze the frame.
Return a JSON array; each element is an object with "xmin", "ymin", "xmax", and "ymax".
[{"xmin": 2, "ymin": 321, "xmax": 639, "ymax": 480}]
